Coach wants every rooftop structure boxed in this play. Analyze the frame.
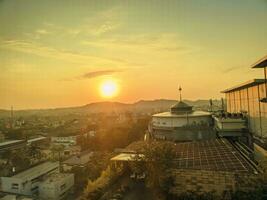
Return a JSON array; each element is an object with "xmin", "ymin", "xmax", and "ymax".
[
  {"xmin": 174, "ymin": 139, "xmax": 256, "ymax": 173},
  {"xmin": 12, "ymin": 162, "xmax": 59, "ymax": 180},
  {"xmin": 221, "ymin": 79, "xmax": 265, "ymax": 93},
  {"xmin": 0, "ymin": 140, "xmax": 26, "ymax": 152},
  {"xmin": 252, "ymin": 54, "xmax": 267, "ymax": 68},
  {"xmin": 27, "ymin": 136, "xmax": 47, "ymax": 144},
  {"xmin": 39, "ymin": 173, "xmax": 74, "ymax": 200},
  {"xmin": 62, "ymin": 151, "xmax": 93, "ymax": 171},
  {"xmin": 110, "ymin": 139, "xmax": 257, "ymax": 174},
  {"xmin": 151, "ymin": 87, "xmax": 213, "ymax": 141},
  {"xmin": 221, "ymin": 58, "xmax": 267, "ymax": 147},
  {"xmin": 110, "ymin": 153, "xmax": 144, "ymax": 162},
  {"xmin": 1, "ymin": 162, "xmax": 59, "ymax": 196}
]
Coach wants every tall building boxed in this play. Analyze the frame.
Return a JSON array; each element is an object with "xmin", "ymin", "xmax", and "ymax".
[{"xmin": 222, "ymin": 55, "xmax": 267, "ymax": 148}]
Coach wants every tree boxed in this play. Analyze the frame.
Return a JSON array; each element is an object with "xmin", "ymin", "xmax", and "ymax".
[{"xmin": 130, "ymin": 141, "xmax": 177, "ymax": 195}]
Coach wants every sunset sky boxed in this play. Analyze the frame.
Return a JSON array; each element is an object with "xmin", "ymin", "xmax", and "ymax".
[{"xmin": 1, "ymin": 0, "xmax": 267, "ymax": 109}]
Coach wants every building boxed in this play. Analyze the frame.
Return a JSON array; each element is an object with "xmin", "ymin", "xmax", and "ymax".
[
  {"xmin": 63, "ymin": 145, "xmax": 81, "ymax": 156},
  {"xmin": 39, "ymin": 173, "xmax": 74, "ymax": 200},
  {"xmin": 110, "ymin": 139, "xmax": 260, "ymax": 197},
  {"xmin": 0, "ymin": 194, "xmax": 33, "ymax": 200},
  {"xmin": 0, "ymin": 162, "xmax": 59, "ymax": 196},
  {"xmin": 222, "ymin": 55, "xmax": 267, "ymax": 147},
  {"xmin": 62, "ymin": 151, "xmax": 93, "ymax": 171},
  {"xmin": 151, "ymin": 88, "xmax": 213, "ymax": 141},
  {"xmin": 27, "ymin": 136, "xmax": 50, "ymax": 148},
  {"xmin": 51, "ymin": 136, "xmax": 77, "ymax": 146},
  {"xmin": 0, "ymin": 140, "xmax": 26, "ymax": 153}
]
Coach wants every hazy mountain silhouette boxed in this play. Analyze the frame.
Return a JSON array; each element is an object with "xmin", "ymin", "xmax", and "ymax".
[{"xmin": 0, "ymin": 99, "xmax": 222, "ymax": 117}]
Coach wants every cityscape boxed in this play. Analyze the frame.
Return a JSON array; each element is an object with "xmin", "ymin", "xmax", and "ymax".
[{"xmin": 1, "ymin": 1, "xmax": 267, "ymax": 200}]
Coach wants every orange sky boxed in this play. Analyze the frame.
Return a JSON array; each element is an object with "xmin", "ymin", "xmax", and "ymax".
[{"xmin": 0, "ymin": 0, "xmax": 267, "ymax": 109}]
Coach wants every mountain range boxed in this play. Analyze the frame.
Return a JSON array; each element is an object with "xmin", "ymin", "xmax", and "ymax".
[{"xmin": 0, "ymin": 99, "xmax": 223, "ymax": 117}]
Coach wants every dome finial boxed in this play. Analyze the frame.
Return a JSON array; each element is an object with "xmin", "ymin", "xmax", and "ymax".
[{"xmin": 179, "ymin": 86, "xmax": 182, "ymax": 101}]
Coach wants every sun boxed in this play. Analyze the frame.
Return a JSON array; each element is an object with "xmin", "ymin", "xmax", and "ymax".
[{"xmin": 99, "ymin": 79, "xmax": 119, "ymax": 98}]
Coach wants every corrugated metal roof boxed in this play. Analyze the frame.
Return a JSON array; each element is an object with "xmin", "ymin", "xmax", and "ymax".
[{"xmin": 221, "ymin": 79, "xmax": 265, "ymax": 93}]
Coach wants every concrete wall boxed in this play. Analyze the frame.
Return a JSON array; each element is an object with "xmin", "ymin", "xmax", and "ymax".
[
  {"xmin": 152, "ymin": 115, "xmax": 211, "ymax": 128},
  {"xmin": 153, "ymin": 127, "xmax": 216, "ymax": 141},
  {"xmin": 170, "ymin": 169, "xmax": 261, "ymax": 197},
  {"xmin": 225, "ymin": 83, "xmax": 267, "ymax": 138}
]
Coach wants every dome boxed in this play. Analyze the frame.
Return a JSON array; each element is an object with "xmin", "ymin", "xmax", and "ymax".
[{"xmin": 171, "ymin": 101, "xmax": 193, "ymax": 114}]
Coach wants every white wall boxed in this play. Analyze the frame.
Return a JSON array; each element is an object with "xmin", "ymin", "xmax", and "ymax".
[
  {"xmin": 39, "ymin": 174, "xmax": 74, "ymax": 200},
  {"xmin": 152, "ymin": 115, "xmax": 211, "ymax": 128}
]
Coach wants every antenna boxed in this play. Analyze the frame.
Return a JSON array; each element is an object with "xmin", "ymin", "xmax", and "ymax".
[{"xmin": 179, "ymin": 86, "xmax": 182, "ymax": 101}]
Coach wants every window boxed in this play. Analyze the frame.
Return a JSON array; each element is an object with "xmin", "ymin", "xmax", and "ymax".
[
  {"xmin": 11, "ymin": 183, "xmax": 19, "ymax": 190},
  {"xmin": 60, "ymin": 183, "xmax": 66, "ymax": 190}
]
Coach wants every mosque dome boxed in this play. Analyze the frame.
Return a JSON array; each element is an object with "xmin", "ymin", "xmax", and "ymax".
[{"xmin": 171, "ymin": 101, "xmax": 193, "ymax": 114}]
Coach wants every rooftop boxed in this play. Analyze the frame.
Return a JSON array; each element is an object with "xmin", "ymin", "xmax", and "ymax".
[
  {"xmin": 12, "ymin": 161, "xmax": 59, "ymax": 181},
  {"xmin": 221, "ymin": 79, "xmax": 265, "ymax": 93},
  {"xmin": 41, "ymin": 173, "xmax": 73, "ymax": 185},
  {"xmin": 27, "ymin": 136, "xmax": 47, "ymax": 143},
  {"xmin": 0, "ymin": 140, "xmax": 25, "ymax": 148},
  {"xmin": 171, "ymin": 101, "xmax": 193, "ymax": 114},
  {"xmin": 252, "ymin": 55, "xmax": 267, "ymax": 68},
  {"xmin": 111, "ymin": 153, "xmax": 144, "ymax": 161},
  {"xmin": 63, "ymin": 151, "xmax": 93, "ymax": 166},
  {"xmin": 174, "ymin": 139, "xmax": 256, "ymax": 173},
  {"xmin": 112, "ymin": 139, "xmax": 257, "ymax": 174}
]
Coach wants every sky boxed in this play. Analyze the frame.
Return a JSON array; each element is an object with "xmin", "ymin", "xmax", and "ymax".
[{"xmin": 0, "ymin": 0, "xmax": 267, "ymax": 109}]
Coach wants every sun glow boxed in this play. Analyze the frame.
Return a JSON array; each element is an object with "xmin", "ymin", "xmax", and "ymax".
[{"xmin": 99, "ymin": 79, "xmax": 119, "ymax": 98}]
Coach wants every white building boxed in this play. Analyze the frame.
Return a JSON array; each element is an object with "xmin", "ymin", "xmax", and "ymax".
[
  {"xmin": 0, "ymin": 162, "xmax": 59, "ymax": 196},
  {"xmin": 51, "ymin": 136, "xmax": 77, "ymax": 146},
  {"xmin": 151, "ymin": 98, "xmax": 213, "ymax": 141},
  {"xmin": 39, "ymin": 173, "xmax": 74, "ymax": 200}
]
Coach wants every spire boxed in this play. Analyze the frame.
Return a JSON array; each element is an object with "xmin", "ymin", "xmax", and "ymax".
[{"xmin": 179, "ymin": 86, "xmax": 182, "ymax": 101}]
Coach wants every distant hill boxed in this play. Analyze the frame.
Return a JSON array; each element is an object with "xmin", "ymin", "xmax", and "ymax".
[{"xmin": 0, "ymin": 99, "xmax": 222, "ymax": 117}]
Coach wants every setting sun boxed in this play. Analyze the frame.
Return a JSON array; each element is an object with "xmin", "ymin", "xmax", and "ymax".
[{"xmin": 99, "ymin": 80, "xmax": 119, "ymax": 98}]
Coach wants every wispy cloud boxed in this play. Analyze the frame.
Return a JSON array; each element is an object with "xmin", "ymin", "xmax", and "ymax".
[
  {"xmin": 79, "ymin": 69, "xmax": 122, "ymax": 79},
  {"xmin": 222, "ymin": 66, "xmax": 246, "ymax": 73},
  {"xmin": 36, "ymin": 6, "xmax": 121, "ymax": 38},
  {"xmin": 0, "ymin": 39, "xmax": 126, "ymax": 65},
  {"xmin": 35, "ymin": 29, "xmax": 51, "ymax": 35},
  {"xmin": 82, "ymin": 34, "xmax": 195, "ymax": 54},
  {"xmin": 61, "ymin": 69, "xmax": 123, "ymax": 81}
]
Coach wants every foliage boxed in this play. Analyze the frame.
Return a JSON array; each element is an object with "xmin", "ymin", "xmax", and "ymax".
[
  {"xmin": 70, "ymin": 152, "xmax": 113, "ymax": 194},
  {"xmin": 82, "ymin": 166, "xmax": 123, "ymax": 200},
  {"xmin": 130, "ymin": 141, "xmax": 176, "ymax": 195}
]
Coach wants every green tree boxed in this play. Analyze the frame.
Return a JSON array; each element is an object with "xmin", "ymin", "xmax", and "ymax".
[{"xmin": 130, "ymin": 141, "xmax": 176, "ymax": 196}]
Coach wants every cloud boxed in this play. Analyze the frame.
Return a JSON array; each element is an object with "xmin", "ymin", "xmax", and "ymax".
[
  {"xmin": 82, "ymin": 34, "xmax": 195, "ymax": 54},
  {"xmin": 79, "ymin": 69, "xmax": 122, "ymax": 79},
  {"xmin": 222, "ymin": 66, "xmax": 245, "ymax": 73},
  {"xmin": 37, "ymin": 6, "xmax": 121, "ymax": 38},
  {"xmin": 0, "ymin": 39, "xmax": 126, "ymax": 65},
  {"xmin": 35, "ymin": 29, "xmax": 51, "ymax": 35},
  {"xmin": 61, "ymin": 69, "xmax": 122, "ymax": 81}
]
